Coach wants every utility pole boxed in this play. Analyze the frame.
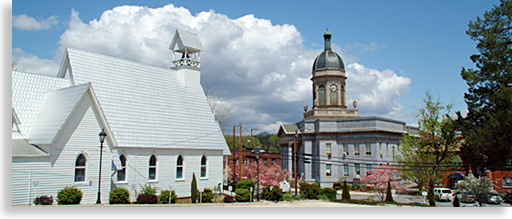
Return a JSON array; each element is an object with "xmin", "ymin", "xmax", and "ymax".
[
  {"xmin": 233, "ymin": 126, "xmax": 236, "ymax": 182},
  {"xmin": 294, "ymin": 130, "xmax": 298, "ymax": 196},
  {"xmin": 239, "ymin": 122, "xmax": 242, "ymax": 181}
]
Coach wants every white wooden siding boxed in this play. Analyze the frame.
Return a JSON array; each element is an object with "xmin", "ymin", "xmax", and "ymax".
[
  {"xmin": 113, "ymin": 148, "xmax": 224, "ymax": 201},
  {"xmin": 12, "ymin": 95, "xmax": 111, "ymax": 205}
]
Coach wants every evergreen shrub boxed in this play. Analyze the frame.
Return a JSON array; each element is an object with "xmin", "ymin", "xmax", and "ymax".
[
  {"xmin": 223, "ymin": 195, "xmax": 235, "ymax": 203},
  {"xmin": 333, "ymin": 181, "xmax": 342, "ymax": 190},
  {"xmin": 261, "ymin": 185, "xmax": 283, "ymax": 202},
  {"xmin": 300, "ymin": 183, "xmax": 320, "ymax": 199},
  {"xmin": 342, "ymin": 180, "xmax": 351, "ymax": 201},
  {"xmin": 321, "ymin": 187, "xmax": 337, "ymax": 200},
  {"xmin": 109, "ymin": 187, "xmax": 130, "ymax": 204},
  {"xmin": 191, "ymin": 173, "xmax": 198, "ymax": 203},
  {"xmin": 57, "ymin": 186, "xmax": 82, "ymax": 205},
  {"xmin": 158, "ymin": 190, "xmax": 170, "ymax": 204},
  {"xmin": 234, "ymin": 188, "xmax": 251, "ymax": 202},
  {"xmin": 201, "ymin": 188, "xmax": 214, "ymax": 203}
]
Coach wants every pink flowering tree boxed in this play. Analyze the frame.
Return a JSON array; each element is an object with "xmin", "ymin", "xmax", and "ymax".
[
  {"xmin": 360, "ymin": 164, "xmax": 404, "ymax": 201},
  {"xmin": 227, "ymin": 162, "xmax": 291, "ymax": 187}
]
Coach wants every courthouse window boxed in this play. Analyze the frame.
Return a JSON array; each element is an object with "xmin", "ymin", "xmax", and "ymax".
[
  {"xmin": 355, "ymin": 164, "xmax": 360, "ymax": 175},
  {"xmin": 365, "ymin": 143, "xmax": 371, "ymax": 156},
  {"xmin": 326, "ymin": 143, "xmax": 332, "ymax": 156},
  {"xmin": 354, "ymin": 143, "xmax": 360, "ymax": 156},
  {"xmin": 343, "ymin": 164, "xmax": 349, "ymax": 177},
  {"xmin": 326, "ymin": 164, "xmax": 332, "ymax": 177}
]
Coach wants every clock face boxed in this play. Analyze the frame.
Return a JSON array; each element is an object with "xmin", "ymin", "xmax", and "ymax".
[{"xmin": 330, "ymin": 84, "xmax": 337, "ymax": 92}]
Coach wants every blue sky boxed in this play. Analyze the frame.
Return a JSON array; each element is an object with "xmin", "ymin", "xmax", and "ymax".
[{"xmin": 11, "ymin": 0, "xmax": 501, "ymax": 134}]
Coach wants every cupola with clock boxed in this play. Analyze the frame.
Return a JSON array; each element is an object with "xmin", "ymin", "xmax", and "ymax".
[{"xmin": 304, "ymin": 29, "xmax": 359, "ymax": 119}]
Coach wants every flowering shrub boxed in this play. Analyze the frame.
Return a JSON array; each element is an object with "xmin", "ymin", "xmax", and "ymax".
[
  {"xmin": 360, "ymin": 165, "xmax": 404, "ymax": 201},
  {"xmin": 227, "ymin": 163, "xmax": 291, "ymax": 187}
]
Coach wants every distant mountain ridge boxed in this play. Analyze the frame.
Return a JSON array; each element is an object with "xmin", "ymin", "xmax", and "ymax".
[{"xmin": 255, "ymin": 131, "xmax": 272, "ymax": 136}]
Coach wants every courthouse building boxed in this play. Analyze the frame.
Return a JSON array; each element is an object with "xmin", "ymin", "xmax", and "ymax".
[{"xmin": 278, "ymin": 30, "xmax": 417, "ymax": 187}]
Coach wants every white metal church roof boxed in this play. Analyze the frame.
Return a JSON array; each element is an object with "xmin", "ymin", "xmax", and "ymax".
[{"xmin": 12, "ymin": 47, "xmax": 229, "ymax": 154}]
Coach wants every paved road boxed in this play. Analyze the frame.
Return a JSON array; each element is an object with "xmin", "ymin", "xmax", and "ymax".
[{"xmin": 346, "ymin": 191, "xmax": 512, "ymax": 207}]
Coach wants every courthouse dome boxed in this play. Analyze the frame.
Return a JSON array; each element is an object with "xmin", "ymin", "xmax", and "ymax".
[{"xmin": 312, "ymin": 29, "xmax": 345, "ymax": 71}]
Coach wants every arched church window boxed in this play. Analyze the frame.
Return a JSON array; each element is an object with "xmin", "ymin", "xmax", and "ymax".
[
  {"xmin": 149, "ymin": 155, "xmax": 157, "ymax": 180},
  {"xmin": 200, "ymin": 155, "xmax": 207, "ymax": 178},
  {"xmin": 75, "ymin": 153, "xmax": 86, "ymax": 182},
  {"xmin": 319, "ymin": 85, "xmax": 326, "ymax": 106},
  {"xmin": 117, "ymin": 154, "xmax": 126, "ymax": 181},
  {"xmin": 177, "ymin": 155, "xmax": 184, "ymax": 179}
]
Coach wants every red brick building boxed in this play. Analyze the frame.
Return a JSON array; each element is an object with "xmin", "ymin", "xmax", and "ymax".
[
  {"xmin": 226, "ymin": 150, "xmax": 281, "ymax": 167},
  {"xmin": 441, "ymin": 148, "xmax": 512, "ymax": 192}
]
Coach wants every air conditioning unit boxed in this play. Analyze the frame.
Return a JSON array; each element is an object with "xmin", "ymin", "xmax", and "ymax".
[
  {"xmin": 326, "ymin": 152, "xmax": 332, "ymax": 157},
  {"xmin": 344, "ymin": 152, "xmax": 349, "ymax": 156}
]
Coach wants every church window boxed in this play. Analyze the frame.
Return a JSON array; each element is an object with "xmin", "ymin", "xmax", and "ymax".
[
  {"xmin": 243, "ymin": 159, "xmax": 248, "ymax": 165},
  {"xmin": 117, "ymin": 154, "xmax": 126, "ymax": 182},
  {"xmin": 177, "ymin": 155, "xmax": 184, "ymax": 179},
  {"xmin": 319, "ymin": 85, "xmax": 326, "ymax": 106},
  {"xmin": 354, "ymin": 143, "xmax": 360, "ymax": 156},
  {"xmin": 149, "ymin": 155, "xmax": 157, "ymax": 180},
  {"xmin": 74, "ymin": 153, "xmax": 86, "ymax": 182},
  {"xmin": 201, "ymin": 155, "xmax": 207, "ymax": 178}
]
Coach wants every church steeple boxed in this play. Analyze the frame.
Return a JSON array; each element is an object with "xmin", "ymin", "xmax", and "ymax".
[
  {"xmin": 169, "ymin": 29, "xmax": 203, "ymax": 69},
  {"xmin": 169, "ymin": 29, "xmax": 203, "ymax": 89}
]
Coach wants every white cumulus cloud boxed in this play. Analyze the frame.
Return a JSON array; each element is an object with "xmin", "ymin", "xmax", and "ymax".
[
  {"xmin": 12, "ymin": 14, "xmax": 58, "ymax": 30},
  {"xmin": 15, "ymin": 4, "xmax": 413, "ymax": 134},
  {"xmin": 12, "ymin": 48, "xmax": 60, "ymax": 76}
]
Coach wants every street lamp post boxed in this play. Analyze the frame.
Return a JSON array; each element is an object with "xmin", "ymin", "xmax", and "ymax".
[
  {"xmin": 96, "ymin": 129, "xmax": 107, "ymax": 204},
  {"xmin": 255, "ymin": 146, "xmax": 261, "ymax": 201}
]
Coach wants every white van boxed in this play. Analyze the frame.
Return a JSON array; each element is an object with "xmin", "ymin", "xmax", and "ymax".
[{"xmin": 434, "ymin": 188, "xmax": 453, "ymax": 201}]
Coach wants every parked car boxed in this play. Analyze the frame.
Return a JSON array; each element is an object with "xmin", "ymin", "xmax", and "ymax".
[
  {"xmin": 454, "ymin": 191, "xmax": 476, "ymax": 203},
  {"xmin": 434, "ymin": 188, "xmax": 453, "ymax": 201},
  {"xmin": 484, "ymin": 192, "xmax": 502, "ymax": 204},
  {"xmin": 503, "ymin": 193, "xmax": 512, "ymax": 205}
]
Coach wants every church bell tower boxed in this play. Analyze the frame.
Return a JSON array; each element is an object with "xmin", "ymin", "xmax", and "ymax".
[{"xmin": 170, "ymin": 29, "xmax": 203, "ymax": 89}]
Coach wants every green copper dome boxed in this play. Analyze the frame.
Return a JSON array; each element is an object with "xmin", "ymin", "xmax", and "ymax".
[{"xmin": 312, "ymin": 29, "xmax": 345, "ymax": 71}]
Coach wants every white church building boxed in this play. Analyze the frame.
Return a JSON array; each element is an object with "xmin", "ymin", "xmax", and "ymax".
[{"xmin": 11, "ymin": 29, "xmax": 230, "ymax": 205}]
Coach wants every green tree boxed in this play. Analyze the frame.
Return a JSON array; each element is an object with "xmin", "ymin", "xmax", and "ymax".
[
  {"xmin": 254, "ymin": 134, "xmax": 281, "ymax": 153},
  {"xmin": 397, "ymin": 92, "xmax": 460, "ymax": 206},
  {"xmin": 191, "ymin": 172, "xmax": 198, "ymax": 203},
  {"xmin": 457, "ymin": 0, "xmax": 512, "ymax": 177},
  {"xmin": 224, "ymin": 134, "xmax": 262, "ymax": 150}
]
